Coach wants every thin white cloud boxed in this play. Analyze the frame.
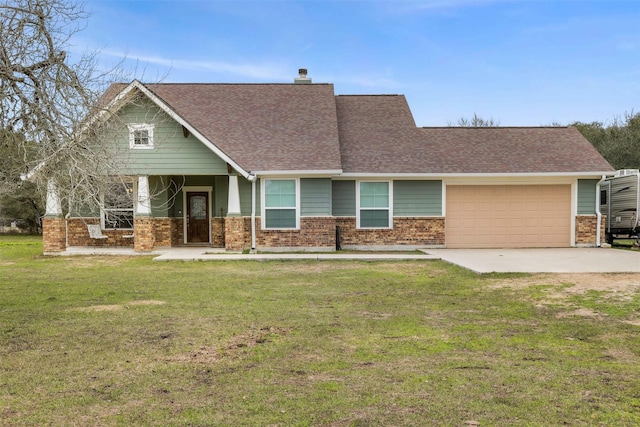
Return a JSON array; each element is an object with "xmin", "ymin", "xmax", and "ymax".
[
  {"xmin": 391, "ymin": 0, "xmax": 505, "ymax": 13},
  {"xmin": 99, "ymin": 48, "xmax": 288, "ymax": 81}
]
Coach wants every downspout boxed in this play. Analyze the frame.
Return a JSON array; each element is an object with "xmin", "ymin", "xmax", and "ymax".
[
  {"xmin": 248, "ymin": 173, "xmax": 257, "ymax": 252},
  {"xmin": 596, "ymin": 175, "xmax": 606, "ymax": 247}
]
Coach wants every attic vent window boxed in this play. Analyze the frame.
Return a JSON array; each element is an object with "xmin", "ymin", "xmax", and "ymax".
[{"xmin": 128, "ymin": 124, "xmax": 154, "ymax": 149}]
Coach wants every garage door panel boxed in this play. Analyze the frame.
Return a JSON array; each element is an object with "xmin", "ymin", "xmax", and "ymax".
[{"xmin": 446, "ymin": 185, "xmax": 571, "ymax": 248}]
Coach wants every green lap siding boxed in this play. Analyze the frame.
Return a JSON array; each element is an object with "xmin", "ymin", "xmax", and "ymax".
[
  {"xmin": 332, "ymin": 180, "xmax": 356, "ymax": 216},
  {"xmin": 113, "ymin": 100, "xmax": 228, "ymax": 175},
  {"xmin": 393, "ymin": 180, "xmax": 442, "ymax": 216},
  {"xmin": 301, "ymin": 179, "xmax": 332, "ymax": 216},
  {"xmin": 578, "ymin": 179, "xmax": 598, "ymax": 214},
  {"xmin": 240, "ymin": 177, "xmax": 261, "ymax": 216}
]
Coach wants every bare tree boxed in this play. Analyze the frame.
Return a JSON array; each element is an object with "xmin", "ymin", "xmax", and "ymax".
[
  {"xmin": 1, "ymin": 0, "xmax": 108, "ymax": 203},
  {"xmin": 0, "ymin": 0, "xmax": 181, "ymax": 226},
  {"xmin": 449, "ymin": 113, "xmax": 500, "ymax": 127}
]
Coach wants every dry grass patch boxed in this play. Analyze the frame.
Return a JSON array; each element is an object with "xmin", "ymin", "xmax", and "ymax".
[
  {"xmin": 74, "ymin": 300, "xmax": 166, "ymax": 312},
  {"xmin": 492, "ymin": 272, "xmax": 640, "ymax": 294}
]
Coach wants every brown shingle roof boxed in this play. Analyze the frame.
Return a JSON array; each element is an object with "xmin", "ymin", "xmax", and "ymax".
[
  {"xmin": 101, "ymin": 82, "xmax": 613, "ymax": 176},
  {"xmin": 336, "ymin": 95, "xmax": 613, "ymax": 174},
  {"xmin": 336, "ymin": 94, "xmax": 421, "ymax": 173},
  {"xmin": 414, "ymin": 126, "xmax": 614, "ymax": 174},
  {"xmin": 143, "ymin": 83, "xmax": 342, "ymax": 173}
]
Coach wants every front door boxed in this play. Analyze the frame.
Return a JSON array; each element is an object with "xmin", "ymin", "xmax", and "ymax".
[{"xmin": 186, "ymin": 192, "xmax": 210, "ymax": 243}]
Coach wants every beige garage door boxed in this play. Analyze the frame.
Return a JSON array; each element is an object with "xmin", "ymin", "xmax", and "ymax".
[{"xmin": 446, "ymin": 185, "xmax": 571, "ymax": 248}]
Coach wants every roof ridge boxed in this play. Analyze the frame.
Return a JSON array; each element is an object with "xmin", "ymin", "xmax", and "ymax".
[
  {"xmin": 336, "ymin": 94, "xmax": 402, "ymax": 97},
  {"xmin": 420, "ymin": 126, "xmax": 571, "ymax": 129},
  {"xmin": 141, "ymin": 82, "xmax": 333, "ymax": 86}
]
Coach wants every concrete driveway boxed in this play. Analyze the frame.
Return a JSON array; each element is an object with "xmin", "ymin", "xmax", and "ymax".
[{"xmin": 424, "ymin": 248, "xmax": 640, "ymax": 273}]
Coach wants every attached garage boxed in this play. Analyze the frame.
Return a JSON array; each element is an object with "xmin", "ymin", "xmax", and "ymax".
[{"xmin": 446, "ymin": 185, "xmax": 572, "ymax": 248}]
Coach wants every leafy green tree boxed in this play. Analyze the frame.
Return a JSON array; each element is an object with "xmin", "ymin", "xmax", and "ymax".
[{"xmin": 571, "ymin": 112, "xmax": 640, "ymax": 170}]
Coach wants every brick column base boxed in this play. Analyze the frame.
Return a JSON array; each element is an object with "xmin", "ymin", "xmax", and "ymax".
[
  {"xmin": 42, "ymin": 217, "xmax": 66, "ymax": 253},
  {"xmin": 224, "ymin": 216, "xmax": 245, "ymax": 251},
  {"xmin": 134, "ymin": 217, "xmax": 156, "ymax": 252}
]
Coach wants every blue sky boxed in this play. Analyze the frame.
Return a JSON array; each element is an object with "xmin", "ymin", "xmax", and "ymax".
[{"xmin": 73, "ymin": 0, "xmax": 640, "ymax": 126}]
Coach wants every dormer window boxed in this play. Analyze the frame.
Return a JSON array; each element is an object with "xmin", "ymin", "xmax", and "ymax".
[{"xmin": 128, "ymin": 124, "xmax": 154, "ymax": 149}]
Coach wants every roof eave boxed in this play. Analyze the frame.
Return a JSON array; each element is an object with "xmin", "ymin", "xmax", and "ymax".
[
  {"xmin": 251, "ymin": 169, "xmax": 343, "ymax": 177},
  {"xmin": 337, "ymin": 171, "xmax": 616, "ymax": 178}
]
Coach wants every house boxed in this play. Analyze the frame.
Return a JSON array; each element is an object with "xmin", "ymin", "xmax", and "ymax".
[{"xmin": 41, "ymin": 70, "xmax": 614, "ymax": 254}]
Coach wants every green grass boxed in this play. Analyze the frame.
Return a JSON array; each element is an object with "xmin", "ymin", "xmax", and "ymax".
[{"xmin": 1, "ymin": 236, "xmax": 640, "ymax": 426}]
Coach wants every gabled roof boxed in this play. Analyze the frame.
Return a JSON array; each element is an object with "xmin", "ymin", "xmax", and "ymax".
[
  {"xmin": 336, "ymin": 94, "xmax": 421, "ymax": 174},
  {"xmin": 336, "ymin": 94, "xmax": 613, "ymax": 175},
  {"xmin": 104, "ymin": 81, "xmax": 343, "ymax": 175},
  {"xmin": 98, "ymin": 80, "xmax": 613, "ymax": 178},
  {"xmin": 414, "ymin": 126, "xmax": 614, "ymax": 174}
]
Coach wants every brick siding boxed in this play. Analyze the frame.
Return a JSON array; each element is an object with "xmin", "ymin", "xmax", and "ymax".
[
  {"xmin": 249, "ymin": 217, "xmax": 337, "ymax": 249},
  {"xmin": 134, "ymin": 217, "xmax": 156, "ymax": 252},
  {"xmin": 224, "ymin": 217, "xmax": 245, "ymax": 251},
  {"xmin": 66, "ymin": 218, "xmax": 134, "ymax": 247},
  {"xmin": 44, "ymin": 215, "xmax": 445, "ymax": 252},
  {"xmin": 42, "ymin": 218, "xmax": 66, "ymax": 253},
  {"xmin": 336, "ymin": 217, "xmax": 445, "ymax": 247},
  {"xmin": 212, "ymin": 217, "xmax": 225, "ymax": 247}
]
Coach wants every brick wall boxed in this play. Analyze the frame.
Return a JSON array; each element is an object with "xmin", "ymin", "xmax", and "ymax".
[
  {"xmin": 134, "ymin": 217, "xmax": 155, "ymax": 252},
  {"xmin": 42, "ymin": 217, "xmax": 66, "ymax": 253},
  {"xmin": 173, "ymin": 218, "xmax": 184, "ymax": 245},
  {"xmin": 224, "ymin": 217, "xmax": 245, "ymax": 251},
  {"xmin": 336, "ymin": 217, "xmax": 445, "ymax": 247},
  {"xmin": 249, "ymin": 217, "xmax": 337, "ymax": 249},
  {"xmin": 52, "ymin": 215, "xmax": 446, "ymax": 251},
  {"xmin": 212, "ymin": 218, "xmax": 225, "ymax": 247},
  {"xmin": 234, "ymin": 216, "xmax": 443, "ymax": 250},
  {"xmin": 575, "ymin": 214, "xmax": 605, "ymax": 246},
  {"xmin": 66, "ymin": 218, "xmax": 134, "ymax": 247},
  {"xmin": 153, "ymin": 218, "xmax": 173, "ymax": 247}
]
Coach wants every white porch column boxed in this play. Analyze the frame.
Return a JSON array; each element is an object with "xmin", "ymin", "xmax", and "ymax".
[
  {"xmin": 227, "ymin": 175, "xmax": 241, "ymax": 216},
  {"xmin": 136, "ymin": 176, "xmax": 151, "ymax": 216},
  {"xmin": 45, "ymin": 179, "xmax": 63, "ymax": 217}
]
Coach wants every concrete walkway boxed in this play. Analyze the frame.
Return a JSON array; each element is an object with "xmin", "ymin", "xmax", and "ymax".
[
  {"xmin": 425, "ymin": 248, "xmax": 640, "ymax": 273},
  {"xmin": 59, "ymin": 246, "xmax": 640, "ymax": 273},
  {"xmin": 61, "ymin": 246, "xmax": 439, "ymax": 262}
]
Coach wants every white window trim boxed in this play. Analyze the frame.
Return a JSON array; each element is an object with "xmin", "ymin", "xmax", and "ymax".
[
  {"xmin": 261, "ymin": 178, "xmax": 300, "ymax": 230},
  {"xmin": 101, "ymin": 178, "xmax": 137, "ymax": 230},
  {"xmin": 128, "ymin": 123, "xmax": 155, "ymax": 149},
  {"xmin": 356, "ymin": 180, "xmax": 393, "ymax": 229}
]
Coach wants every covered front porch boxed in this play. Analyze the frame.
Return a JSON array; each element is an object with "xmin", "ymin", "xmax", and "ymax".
[{"xmin": 42, "ymin": 173, "xmax": 257, "ymax": 254}]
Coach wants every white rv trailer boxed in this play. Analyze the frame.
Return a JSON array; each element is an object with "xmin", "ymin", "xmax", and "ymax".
[{"xmin": 600, "ymin": 169, "xmax": 640, "ymax": 244}]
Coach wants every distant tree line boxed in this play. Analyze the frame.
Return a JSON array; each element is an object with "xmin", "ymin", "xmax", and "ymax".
[{"xmin": 570, "ymin": 112, "xmax": 640, "ymax": 170}]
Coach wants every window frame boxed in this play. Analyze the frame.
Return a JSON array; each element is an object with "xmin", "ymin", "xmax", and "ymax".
[
  {"xmin": 261, "ymin": 178, "xmax": 300, "ymax": 230},
  {"xmin": 101, "ymin": 178, "xmax": 136, "ymax": 230},
  {"xmin": 357, "ymin": 180, "xmax": 393, "ymax": 229},
  {"xmin": 128, "ymin": 123, "xmax": 155, "ymax": 149}
]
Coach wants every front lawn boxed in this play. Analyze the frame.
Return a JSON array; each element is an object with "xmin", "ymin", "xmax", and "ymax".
[{"xmin": 1, "ymin": 236, "xmax": 639, "ymax": 426}]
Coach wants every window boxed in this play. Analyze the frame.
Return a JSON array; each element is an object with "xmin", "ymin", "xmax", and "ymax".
[
  {"xmin": 263, "ymin": 179, "xmax": 298, "ymax": 229},
  {"xmin": 102, "ymin": 178, "xmax": 135, "ymax": 229},
  {"xmin": 600, "ymin": 189, "xmax": 607, "ymax": 206},
  {"xmin": 128, "ymin": 124, "xmax": 154, "ymax": 149},
  {"xmin": 358, "ymin": 181, "xmax": 392, "ymax": 228}
]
